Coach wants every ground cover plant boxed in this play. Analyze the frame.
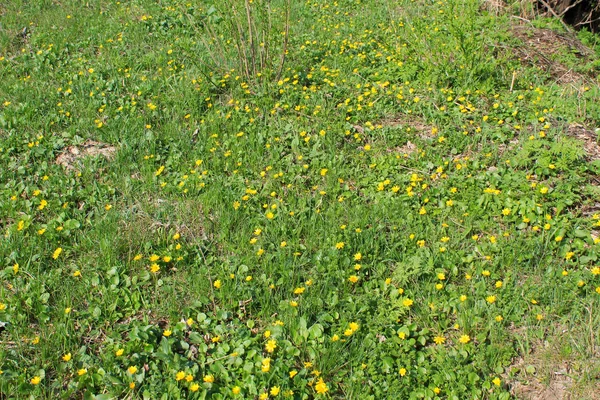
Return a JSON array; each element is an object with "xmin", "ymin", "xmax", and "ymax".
[{"xmin": 1, "ymin": 0, "xmax": 600, "ymax": 398}]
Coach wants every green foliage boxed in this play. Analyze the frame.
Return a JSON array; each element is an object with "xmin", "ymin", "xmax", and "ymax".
[{"xmin": 1, "ymin": 0, "xmax": 600, "ymax": 398}]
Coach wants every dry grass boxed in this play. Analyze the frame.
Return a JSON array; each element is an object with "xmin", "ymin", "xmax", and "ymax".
[
  {"xmin": 376, "ymin": 113, "xmax": 434, "ymax": 137},
  {"xmin": 507, "ymin": 317, "xmax": 600, "ymax": 400},
  {"xmin": 566, "ymin": 123, "xmax": 600, "ymax": 161},
  {"xmin": 509, "ymin": 23, "xmax": 596, "ymax": 85},
  {"xmin": 120, "ymin": 197, "xmax": 210, "ymax": 247}
]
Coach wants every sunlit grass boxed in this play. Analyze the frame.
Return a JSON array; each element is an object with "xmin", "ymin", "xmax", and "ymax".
[{"xmin": 1, "ymin": 0, "xmax": 600, "ymax": 398}]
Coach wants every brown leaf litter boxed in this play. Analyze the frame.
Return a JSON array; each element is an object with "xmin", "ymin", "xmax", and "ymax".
[
  {"xmin": 566, "ymin": 123, "xmax": 600, "ymax": 161},
  {"xmin": 509, "ymin": 24, "xmax": 597, "ymax": 85}
]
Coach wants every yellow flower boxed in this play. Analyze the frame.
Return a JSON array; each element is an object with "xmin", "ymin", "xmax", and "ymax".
[
  {"xmin": 335, "ymin": 242, "xmax": 344, "ymax": 249},
  {"xmin": 459, "ymin": 335, "xmax": 470, "ymax": 344},
  {"xmin": 348, "ymin": 275, "xmax": 359, "ymax": 283},
  {"xmin": 349, "ymin": 322, "xmax": 359, "ymax": 332},
  {"xmin": 261, "ymin": 358, "xmax": 271, "ymax": 372},
  {"xmin": 190, "ymin": 383, "xmax": 200, "ymax": 392},
  {"xmin": 232, "ymin": 386, "xmax": 241, "ymax": 394},
  {"xmin": 77, "ymin": 368, "xmax": 87, "ymax": 376},
  {"xmin": 433, "ymin": 336, "xmax": 445, "ymax": 344},
  {"xmin": 290, "ymin": 300, "xmax": 298, "ymax": 307},
  {"xmin": 214, "ymin": 280, "xmax": 222, "ymax": 289},
  {"xmin": 399, "ymin": 368, "xmax": 407, "ymax": 376},
  {"xmin": 52, "ymin": 247, "xmax": 63, "ymax": 259},
  {"xmin": 289, "ymin": 370, "xmax": 298, "ymax": 378},
  {"xmin": 493, "ymin": 377, "xmax": 501, "ymax": 386},
  {"xmin": 402, "ymin": 298, "xmax": 413, "ymax": 307},
  {"xmin": 128, "ymin": 366, "xmax": 138, "ymax": 374},
  {"xmin": 486, "ymin": 295, "xmax": 496, "ymax": 304},
  {"xmin": 185, "ymin": 374, "xmax": 193, "ymax": 382},
  {"xmin": 115, "ymin": 348, "xmax": 124, "ymax": 356},
  {"xmin": 265, "ymin": 339, "xmax": 277, "ymax": 353},
  {"xmin": 129, "ymin": 382, "xmax": 136, "ymax": 389},
  {"xmin": 30, "ymin": 376, "xmax": 41, "ymax": 385},
  {"xmin": 315, "ymin": 378, "xmax": 329, "ymax": 394},
  {"xmin": 203, "ymin": 374, "xmax": 215, "ymax": 383},
  {"xmin": 176, "ymin": 371, "xmax": 186, "ymax": 381},
  {"xmin": 163, "ymin": 329, "xmax": 172, "ymax": 337},
  {"xmin": 270, "ymin": 386, "xmax": 280, "ymax": 396},
  {"xmin": 354, "ymin": 252, "xmax": 362, "ymax": 261},
  {"xmin": 62, "ymin": 353, "xmax": 72, "ymax": 362}
]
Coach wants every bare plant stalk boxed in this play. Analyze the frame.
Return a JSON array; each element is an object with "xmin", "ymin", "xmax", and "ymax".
[
  {"xmin": 265, "ymin": 1, "xmax": 272, "ymax": 74},
  {"xmin": 245, "ymin": 0, "xmax": 257, "ymax": 77},
  {"xmin": 538, "ymin": 0, "xmax": 573, "ymax": 32},
  {"xmin": 227, "ymin": 0, "xmax": 251, "ymax": 79},
  {"xmin": 276, "ymin": 0, "xmax": 291, "ymax": 82}
]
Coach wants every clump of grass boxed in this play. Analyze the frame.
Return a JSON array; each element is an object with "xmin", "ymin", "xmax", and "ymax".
[{"xmin": 193, "ymin": 0, "xmax": 291, "ymax": 84}]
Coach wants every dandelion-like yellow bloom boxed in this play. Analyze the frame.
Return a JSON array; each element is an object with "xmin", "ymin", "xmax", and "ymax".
[{"xmin": 315, "ymin": 378, "xmax": 328, "ymax": 394}]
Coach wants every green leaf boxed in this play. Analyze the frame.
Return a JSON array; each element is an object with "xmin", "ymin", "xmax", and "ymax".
[{"xmin": 64, "ymin": 219, "xmax": 80, "ymax": 230}]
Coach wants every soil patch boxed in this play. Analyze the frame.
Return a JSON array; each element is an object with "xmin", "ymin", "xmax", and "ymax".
[{"xmin": 56, "ymin": 140, "xmax": 117, "ymax": 170}]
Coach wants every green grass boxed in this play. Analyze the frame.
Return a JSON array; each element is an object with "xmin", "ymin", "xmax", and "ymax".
[{"xmin": 1, "ymin": 0, "xmax": 600, "ymax": 398}]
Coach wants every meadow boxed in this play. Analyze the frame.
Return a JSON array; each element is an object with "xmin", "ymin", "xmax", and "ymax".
[{"xmin": 1, "ymin": 0, "xmax": 600, "ymax": 398}]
